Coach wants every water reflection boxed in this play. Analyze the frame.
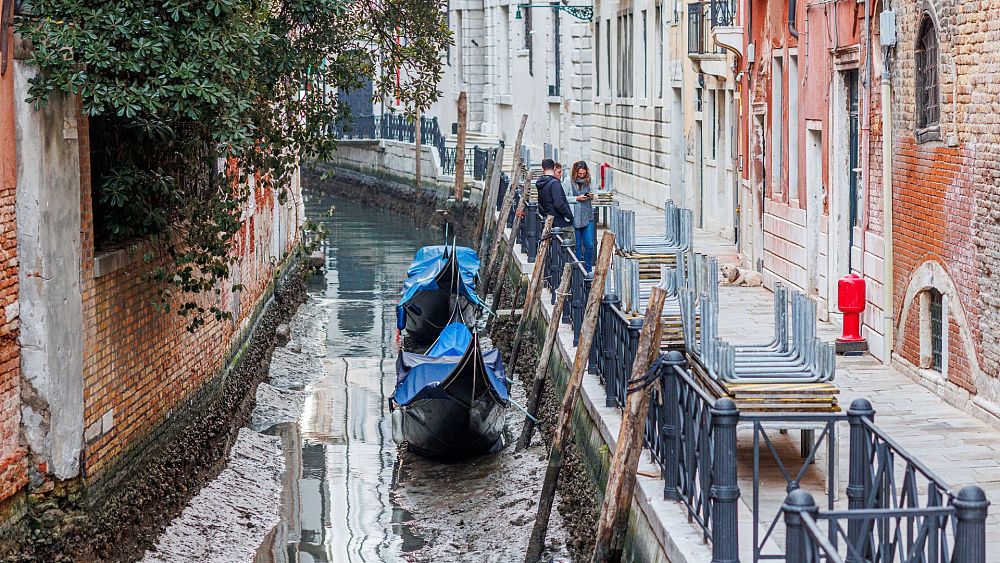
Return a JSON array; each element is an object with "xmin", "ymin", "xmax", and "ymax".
[{"xmin": 256, "ymin": 193, "xmax": 439, "ymax": 562}]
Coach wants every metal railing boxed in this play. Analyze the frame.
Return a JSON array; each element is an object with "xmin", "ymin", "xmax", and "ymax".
[
  {"xmin": 330, "ymin": 113, "xmax": 495, "ymax": 180},
  {"xmin": 492, "ymin": 192, "xmax": 990, "ymax": 563},
  {"xmin": 711, "ymin": 0, "xmax": 736, "ymax": 27}
]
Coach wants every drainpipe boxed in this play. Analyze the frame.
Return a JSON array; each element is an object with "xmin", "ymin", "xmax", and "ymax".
[
  {"xmin": 788, "ymin": 0, "xmax": 799, "ymax": 38},
  {"xmin": 881, "ymin": 69, "xmax": 893, "ymax": 365}
]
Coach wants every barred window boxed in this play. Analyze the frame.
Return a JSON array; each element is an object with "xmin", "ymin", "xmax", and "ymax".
[{"xmin": 915, "ymin": 16, "xmax": 940, "ymax": 137}]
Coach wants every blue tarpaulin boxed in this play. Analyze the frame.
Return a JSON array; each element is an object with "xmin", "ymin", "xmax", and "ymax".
[
  {"xmin": 393, "ymin": 323, "xmax": 508, "ymax": 406},
  {"xmin": 396, "ymin": 245, "xmax": 486, "ymax": 329}
]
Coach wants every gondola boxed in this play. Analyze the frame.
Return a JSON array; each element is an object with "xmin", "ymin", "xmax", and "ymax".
[
  {"xmin": 396, "ymin": 245, "xmax": 485, "ymax": 347},
  {"xmin": 389, "ymin": 322, "xmax": 510, "ymax": 458}
]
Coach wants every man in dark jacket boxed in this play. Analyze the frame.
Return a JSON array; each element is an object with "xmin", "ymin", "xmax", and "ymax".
[{"xmin": 536, "ymin": 159, "xmax": 574, "ymax": 228}]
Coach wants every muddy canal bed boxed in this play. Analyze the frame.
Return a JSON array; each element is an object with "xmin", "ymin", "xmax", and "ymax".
[{"xmin": 144, "ymin": 194, "xmax": 571, "ymax": 562}]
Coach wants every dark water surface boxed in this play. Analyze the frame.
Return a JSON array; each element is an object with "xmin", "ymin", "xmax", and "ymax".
[{"xmin": 254, "ymin": 192, "xmax": 569, "ymax": 563}]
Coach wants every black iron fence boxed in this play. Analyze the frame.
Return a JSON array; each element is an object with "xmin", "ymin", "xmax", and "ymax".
[
  {"xmin": 711, "ymin": 0, "xmax": 736, "ymax": 27},
  {"xmin": 494, "ymin": 193, "xmax": 990, "ymax": 563},
  {"xmin": 330, "ymin": 113, "xmax": 493, "ymax": 180}
]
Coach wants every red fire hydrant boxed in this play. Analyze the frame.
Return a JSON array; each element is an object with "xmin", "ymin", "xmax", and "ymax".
[{"xmin": 836, "ymin": 273, "xmax": 868, "ymax": 354}]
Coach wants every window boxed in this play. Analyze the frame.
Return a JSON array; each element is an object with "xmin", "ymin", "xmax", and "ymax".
[
  {"xmin": 524, "ymin": 7, "xmax": 533, "ymax": 75},
  {"xmin": 929, "ymin": 289, "xmax": 943, "ymax": 372},
  {"xmin": 552, "ymin": 4, "xmax": 561, "ymax": 95},
  {"xmin": 655, "ymin": 4, "xmax": 664, "ymax": 97},
  {"xmin": 500, "ymin": 6, "xmax": 510, "ymax": 94},
  {"xmin": 915, "ymin": 16, "xmax": 940, "ymax": 138},
  {"xmin": 456, "ymin": 10, "xmax": 464, "ymax": 85},
  {"xmin": 641, "ymin": 10, "xmax": 648, "ymax": 98},
  {"xmin": 617, "ymin": 13, "xmax": 634, "ymax": 97},
  {"xmin": 596, "ymin": 21, "xmax": 601, "ymax": 96},
  {"xmin": 771, "ymin": 56, "xmax": 784, "ymax": 195},
  {"xmin": 605, "ymin": 18, "xmax": 613, "ymax": 95}
]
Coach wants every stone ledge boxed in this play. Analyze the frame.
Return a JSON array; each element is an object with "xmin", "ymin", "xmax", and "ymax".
[{"xmin": 93, "ymin": 248, "xmax": 130, "ymax": 278}]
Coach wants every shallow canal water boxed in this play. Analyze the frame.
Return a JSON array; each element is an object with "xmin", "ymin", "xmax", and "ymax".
[{"xmin": 248, "ymin": 193, "xmax": 570, "ymax": 563}]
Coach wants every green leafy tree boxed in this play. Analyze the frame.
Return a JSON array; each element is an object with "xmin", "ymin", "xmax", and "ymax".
[{"xmin": 17, "ymin": 0, "xmax": 449, "ymax": 329}]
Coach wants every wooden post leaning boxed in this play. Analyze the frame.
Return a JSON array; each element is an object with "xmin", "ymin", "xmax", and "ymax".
[
  {"xmin": 590, "ymin": 286, "xmax": 669, "ymax": 563},
  {"xmin": 481, "ymin": 114, "xmax": 528, "ymax": 299},
  {"xmin": 516, "ymin": 261, "xmax": 572, "ymax": 452},
  {"xmin": 507, "ymin": 216, "xmax": 554, "ymax": 375},
  {"xmin": 475, "ymin": 144, "xmax": 501, "ymax": 246},
  {"xmin": 524, "ymin": 231, "xmax": 616, "ymax": 563},
  {"xmin": 414, "ymin": 108, "xmax": 422, "ymax": 194},
  {"xmin": 487, "ymin": 175, "xmax": 532, "ymax": 321},
  {"xmin": 453, "ymin": 91, "xmax": 468, "ymax": 201}
]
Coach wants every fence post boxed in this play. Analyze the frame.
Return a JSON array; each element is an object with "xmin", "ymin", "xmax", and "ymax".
[
  {"xmin": 524, "ymin": 203, "xmax": 540, "ymax": 262},
  {"xmin": 583, "ymin": 270, "xmax": 594, "ymax": 369},
  {"xmin": 602, "ymin": 294, "xmax": 619, "ymax": 407},
  {"xmin": 710, "ymin": 397, "xmax": 740, "ymax": 563},
  {"xmin": 953, "ymin": 485, "xmax": 989, "ymax": 563},
  {"xmin": 846, "ymin": 398, "xmax": 875, "ymax": 562},
  {"xmin": 782, "ymin": 489, "xmax": 819, "ymax": 563},
  {"xmin": 662, "ymin": 351, "xmax": 685, "ymax": 500}
]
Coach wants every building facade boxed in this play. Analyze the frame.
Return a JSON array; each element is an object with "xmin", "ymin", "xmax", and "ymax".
[{"xmin": 0, "ymin": 35, "xmax": 303, "ymax": 539}]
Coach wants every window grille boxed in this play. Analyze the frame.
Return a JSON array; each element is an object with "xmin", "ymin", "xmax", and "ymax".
[
  {"xmin": 929, "ymin": 289, "xmax": 943, "ymax": 372},
  {"xmin": 915, "ymin": 17, "xmax": 940, "ymax": 135}
]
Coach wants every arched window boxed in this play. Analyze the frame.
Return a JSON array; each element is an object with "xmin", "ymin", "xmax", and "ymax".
[{"xmin": 915, "ymin": 16, "xmax": 940, "ymax": 139}]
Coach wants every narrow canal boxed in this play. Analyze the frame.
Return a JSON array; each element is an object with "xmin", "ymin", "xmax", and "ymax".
[{"xmin": 229, "ymin": 191, "xmax": 572, "ymax": 562}]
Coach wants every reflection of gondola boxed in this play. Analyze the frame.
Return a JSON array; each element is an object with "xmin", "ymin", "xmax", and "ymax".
[
  {"xmin": 396, "ymin": 245, "xmax": 484, "ymax": 347},
  {"xmin": 390, "ymin": 323, "xmax": 509, "ymax": 458}
]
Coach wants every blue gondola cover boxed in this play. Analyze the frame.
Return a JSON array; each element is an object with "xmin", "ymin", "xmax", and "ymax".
[
  {"xmin": 396, "ymin": 246, "xmax": 485, "ymax": 330},
  {"xmin": 393, "ymin": 323, "xmax": 508, "ymax": 406}
]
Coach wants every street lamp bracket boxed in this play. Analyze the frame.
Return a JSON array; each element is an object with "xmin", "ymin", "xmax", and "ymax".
[{"xmin": 514, "ymin": 3, "xmax": 594, "ymax": 22}]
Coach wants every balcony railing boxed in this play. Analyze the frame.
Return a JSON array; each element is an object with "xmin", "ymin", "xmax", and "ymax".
[{"xmin": 710, "ymin": 0, "xmax": 736, "ymax": 27}]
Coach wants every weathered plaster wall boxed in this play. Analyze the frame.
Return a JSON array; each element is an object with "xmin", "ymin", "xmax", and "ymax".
[
  {"xmin": 12, "ymin": 62, "xmax": 85, "ymax": 482},
  {"xmin": 0, "ymin": 28, "xmax": 28, "ymax": 518}
]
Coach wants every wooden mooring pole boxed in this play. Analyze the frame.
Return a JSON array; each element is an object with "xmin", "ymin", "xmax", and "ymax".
[
  {"xmin": 507, "ymin": 216, "xmax": 554, "ymax": 373},
  {"xmin": 475, "ymin": 144, "xmax": 501, "ymax": 246},
  {"xmin": 516, "ymin": 261, "xmax": 572, "ymax": 452},
  {"xmin": 590, "ymin": 287, "xmax": 668, "ymax": 563},
  {"xmin": 487, "ymin": 175, "xmax": 532, "ymax": 320},
  {"xmin": 481, "ymin": 114, "xmax": 528, "ymax": 298},
  {"xmin": 414, "ymin": 108, "xmax": 422, "ymax": 195},
  {"xmin": 454, "ymin": 91, "xmax": 468, "ymax": 202},
  {"xmin": 524, "ymin": 231, "xmax": 616, "ymax": 563}
]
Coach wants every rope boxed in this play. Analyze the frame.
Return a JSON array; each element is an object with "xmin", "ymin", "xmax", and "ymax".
[
  {"xmin": 626, "ymin": 354, "xmax": 669, "ymax": 396},
  {"xmin": 509, "ymin": 396, "xmax": 539, "ymax": 424}
]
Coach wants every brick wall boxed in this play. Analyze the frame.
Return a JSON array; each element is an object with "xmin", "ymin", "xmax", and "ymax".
[
  {"xmin": 890, "ymin": 0, "xmax": 989, "ymax": 398},
  {"xmin": 77, "ymin": 118, "xmax": 300, "ymax": 493},
  {"xmin": 0, "ymin": 33, "xmax": 27, "ymax": 514}
]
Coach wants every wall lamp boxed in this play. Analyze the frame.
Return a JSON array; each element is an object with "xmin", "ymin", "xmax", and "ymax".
[{"xmin": 514, "ymin": 3, "xmax": 594, "ymax": 22}]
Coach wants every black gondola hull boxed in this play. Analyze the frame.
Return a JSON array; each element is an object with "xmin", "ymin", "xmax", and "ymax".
[
  {"xmin": 395, "ymin": 393, "xmax": 507, "ymax": 458},
  {"xmin": 400, "ymin": 291, "xmax": 478, "ymax": 346}
]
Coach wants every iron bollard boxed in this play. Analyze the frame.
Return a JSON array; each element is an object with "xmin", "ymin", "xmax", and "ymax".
[
  {"xmin": 953, "ymin": 485, "xmax": 989, "ymax": 563},
  {"xmin": 524, "ymin": 204, "xmax": 540, "ymax": 262},
  {"xmin": 583, "ymin": 270, "xmax": 594, "ymax": 364},
  {"xmin": 507, "ymin": 189, "xmax": 520, "ymax": 228},
  {"xmin": 562, "ymin": 238, "xmax": 575, "ymax": 325},
  {"xmin": 603, "ymin": 294, "xmax": 620, "ymax": 407},
  {"xmin": 782, "ymin": 489, "xmax": 819, "ymax": 563},
  {"xmin": 662, "ymin": 351, "xmax": 686, "ymax": 501},
  {"xmin": 710, "ymin": 398, "xmax": 740, "ymax": 563},
  {"xmin": 547, "ymin": 228, "xmax": 563, "ymax": 300},
  {"xmin": 846, "ymin": 398, "xmax": 875, "ymax": 563}
]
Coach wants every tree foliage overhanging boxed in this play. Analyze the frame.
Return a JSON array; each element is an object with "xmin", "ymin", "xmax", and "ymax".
[{"xmin": 17, "ymin": 0, "xmax": 450, "ymax": 329}]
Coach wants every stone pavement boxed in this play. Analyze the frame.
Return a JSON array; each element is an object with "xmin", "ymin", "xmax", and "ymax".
[{"xmin": 614, "ymin": 193, "xmax": 1000, "ymax": 556}]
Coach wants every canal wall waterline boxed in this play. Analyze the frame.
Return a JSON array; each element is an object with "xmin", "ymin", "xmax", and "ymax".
[
  {"xmin": 497, "ymin": 235, "xmax": 714, "ymax": 563},
  {"xmin": 14, "ymin": 251, "xmax": 308, "ymax": 561},
  {"xmin": 303, "ymin": 161, "xmax": 486, "ymax": 242}
]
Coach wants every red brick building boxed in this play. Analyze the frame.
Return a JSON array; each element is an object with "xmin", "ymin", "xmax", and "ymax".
[
  {"xmin": 0, "ymin": 18, "xmax": 28, "ymax": 531},
  {"xmin": 739, "ymin": 0, "xmax": 889, "ymax": 356},
  {"xmin": 887, "ymin": 0, "xmax": 998, "ymax": 422},
  {"xmin": 0, "ymin": 32, "xmax": 303, "ymax": 541}
]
